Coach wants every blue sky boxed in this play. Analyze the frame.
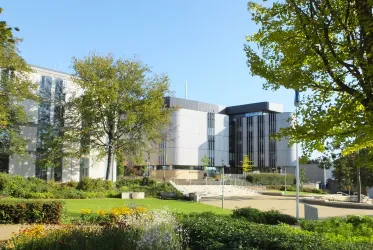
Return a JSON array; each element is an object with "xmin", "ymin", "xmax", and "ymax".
[{"xmin": 2, "ymin": 0, "xmax": 296, "ymax": 112}]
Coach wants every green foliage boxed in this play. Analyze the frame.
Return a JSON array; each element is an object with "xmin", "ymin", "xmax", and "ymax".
[
  {"xmin": 0, "ymin": 173, "xmax": 176, "ymax": 199},
  {"xmin": 180, "ymin": 213, "xmax": 372, "ymax": 249},
  {"xmin": 300, "ymin": 215, "xmax": 373, "ymax": 238},
  {"xmin": 245, "ymin": 0, "xmax": 373, "ymax": 157},
  {"xmin": 241, "ymin": 154, "xmax": 254, "ymax": 173},
  {"xmin": 232, "ymin": 207, "xmax": 298, "ymax": 225},
  {"xmin": 117, "ymin": 164, "xmax": 124, "ymax": 177},
  {"xmin": 76, "ymin": 177, "xmax": 113, "ymax": 192},
  {"xmin": 0, "ymin": 8, "xmax": 37, "ymax": 156},
  {"xmin": 68, "ymin": 53, "xmax": 175, "ymax": 179},
  {"xmin": 200, "ymin": 154, "xmax": 211, "ymax": 170},
  {"xmin": 246, "ymin": 173, "xmax": 295, "ymax": 185},
  {"xmin": 0, "ymin": 200, "xmax": 63, "ymax": 224}
]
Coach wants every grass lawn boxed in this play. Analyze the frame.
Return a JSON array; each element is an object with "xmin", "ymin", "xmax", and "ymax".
[{"xmin": 64, "ymin": 198, "xmax": 232, "ymax": 217}]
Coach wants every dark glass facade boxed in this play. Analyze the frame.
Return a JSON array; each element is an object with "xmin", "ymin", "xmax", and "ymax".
[{"xmin": 228, "ymin": 112, "xmax": 278, "ymax": 173}]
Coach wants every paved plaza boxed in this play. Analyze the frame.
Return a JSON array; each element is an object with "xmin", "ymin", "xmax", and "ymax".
[{"xmin": 201, "ymin": 195, "xmax": 373, "ymax": 219}]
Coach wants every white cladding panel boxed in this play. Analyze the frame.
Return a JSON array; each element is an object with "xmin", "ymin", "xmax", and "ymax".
[
  {"xmin": 276, "ymin": 112, "xmax": 296, "ymax": 167},
  {"xmin": 161, "ymin": 109, "xmax": 228, "ymax": 167},
  {"xmin": 214, "ymin": 114, "xmax": 229, "ymax": 167}
]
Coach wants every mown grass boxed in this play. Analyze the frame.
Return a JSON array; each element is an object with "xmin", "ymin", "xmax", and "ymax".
[{"xmin": 64, "ymin": 198, "xmax": 232, "ymax": 217}]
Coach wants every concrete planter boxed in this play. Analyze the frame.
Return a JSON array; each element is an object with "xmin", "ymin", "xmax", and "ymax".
[
  {"xmin": 131, "ymin": 192, "xmax": 145, "ymax": 199},
  {"xmin": 121, "ymin": 192, "xmax": 131, "ymax": 199}
]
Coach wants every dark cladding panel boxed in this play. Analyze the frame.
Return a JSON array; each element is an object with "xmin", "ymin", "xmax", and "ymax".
[{"xmin": 225, "ymin": 102, "xmax": 282, "ymax": 115}]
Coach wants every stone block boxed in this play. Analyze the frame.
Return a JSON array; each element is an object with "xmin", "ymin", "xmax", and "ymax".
[
  {"xmin": 121, "ymin": 192, "xmax": 131, "ymax": 199},
  {"xmin": 131, "ymin": 192, "xmax": 145, "ymax": 199},
  {"xmin": 304, "ymin": 204, "xmax": 318, "ymax": 220}
]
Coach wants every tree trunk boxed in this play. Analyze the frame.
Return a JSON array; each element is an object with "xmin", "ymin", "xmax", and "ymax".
[
  {"xmin": 106, "ymin": 142, "xmax": 113, "ymax": 180},
  {"xmin": 357, "ymin": 167, "xmax": 361, "ymax": 203}
]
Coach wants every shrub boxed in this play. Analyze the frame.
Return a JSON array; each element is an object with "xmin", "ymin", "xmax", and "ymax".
[
  {"xmin": 246, "ymin": 173, "xmax": 296, "ymax": 185},
  {"xmin": 0, "ymin": 172, "xmax": 10, "ymax": 190},
  {"xmin": 180, "ymin": 213, "xmax": 373, "ymax": 250},
  {"xmin": 115, "ymin": 176, "xmax": 142, "ymax": 188},
  {"xmin": 302, "ymin": 187, "xmax": 328, "ymax": 194},
  {"xmin": 232, "ymin": 207, "xmax": 298, "ymax": 225},
  {"xmin": 300, "ymin": 215, "xmax": 373, "ymax": 238},
  {"xmin": 0, "ymin": 200, "xmax": 64, "ymax": 224}
]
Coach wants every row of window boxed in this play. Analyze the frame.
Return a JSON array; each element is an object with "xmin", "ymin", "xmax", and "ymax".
[{"xmin": 207, "ymin": 113, "xmax": 215, "ymax": 166}]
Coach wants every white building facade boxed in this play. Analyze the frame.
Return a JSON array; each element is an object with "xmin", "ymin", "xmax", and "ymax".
[
  {"xmin": 1, "ymin": 66, "xmax": 115, "ymax": 182},
  {"xmin": 150, "ymin": 97, "xmax": 296, "ymax": 173},
  {"xmin": 1, "ymin": 65, "xmax": 295, "ymax": 181}
]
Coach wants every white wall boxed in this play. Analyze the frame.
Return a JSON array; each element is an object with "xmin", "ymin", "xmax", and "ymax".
[
  {"xmin": 276, "ymin": 112, "xmax": 296, "ymax": 167},
  {"xmin": 149, "ymin": 109, "xmax": 229, "ymax": 167},
  {"xmin": 214, "ymin": 114, "xmax": 229, "ymax": 166},
  {"xmin": 9, "ymin": 154, "xmax": 36, "ymax": 177}
]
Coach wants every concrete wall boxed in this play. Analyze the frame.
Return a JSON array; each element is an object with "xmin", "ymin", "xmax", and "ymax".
[
  {"xmin": 150, "ymin": 169, "xmax": 204, "ymax": 179},
  {"xmin": 286, "ymin": 164, "xmax": 334, "ymax": 183}
]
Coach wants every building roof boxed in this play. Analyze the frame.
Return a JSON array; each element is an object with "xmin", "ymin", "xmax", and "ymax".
[
  {"xmin": 165, "ymin": 96, "xmax": 283, "ymax": 114},
  {"xmin": 224, "ymin": 102, "xmax": 283, "ymax": 115}
]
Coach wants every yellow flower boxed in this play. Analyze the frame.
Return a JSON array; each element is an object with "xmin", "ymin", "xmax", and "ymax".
[
  {"xmin": 97, "ymin": 209, "xmax": 107, "ymax": 216},
  {"xmin": 80, "ymin": 209, "xmax": 92, "ymax": 215},
  {"xmin": 135, "ymin": 207, "xmax": 148, "ymax": 214}
]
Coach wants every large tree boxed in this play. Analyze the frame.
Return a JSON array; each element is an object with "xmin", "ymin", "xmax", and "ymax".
[
  {"xmin": 245, "ymin": 0, "xmax": 373, "ymax": 156},
  {"xmin": 0, "ymin": 7, "xmax": 36, "ymax": 156},
  {"xmin": 68, "ymin": 54, "xmax": 174, "ymax": 180}
]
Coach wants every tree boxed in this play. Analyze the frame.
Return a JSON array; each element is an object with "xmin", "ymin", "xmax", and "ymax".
[
  {"xmin": 200, "ymin": 154, "xmax": 211, "ymax": 171},
  {"xmin": 317, "ymin": 156, "xmax": 333, "ymax": 170},
  {"xmin": 0, "ymin": 8, "xmax": 37, "ymax": 156},
  {"xmin": 300, "ymin": 168, "xmax": 308, "ymax": 191},
  {"xmin": 332, "ymin": 149, "xmax": 373, "ymax": 197},
  {"xmin": 241, "ymin": 154, "xmax": 253, "ymax": 173},
  {"xmin": 245, "ymin": 0, "xmax": 373, "ymax": 157},
  {"xmin": 68, "ymin": 54, "xmax": 174, "ymax": 180}
]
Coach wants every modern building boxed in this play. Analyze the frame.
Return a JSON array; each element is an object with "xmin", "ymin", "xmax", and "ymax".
[
  {"xmin": 1, "ymin": 65, "xmax": 296, "ymax": 181},
  {"xmin": 149, "ymin": 97, "xmax": 296, "ymax": 175},
  {"xmin": 0, "ymin": 65, "xmax": 116, "ymax": 182}
]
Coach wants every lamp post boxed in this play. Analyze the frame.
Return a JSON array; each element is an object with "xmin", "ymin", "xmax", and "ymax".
[
  {"xmin": 221, "ymin": 159, "xmax": 230, "ymax": 209},
  {"xmin": 294, "ymin": 90, "xmax": 300, "ymax": 219},
  {"xmin": 222, "ymin": 159, "xmax": 225, "ymax": 209}
]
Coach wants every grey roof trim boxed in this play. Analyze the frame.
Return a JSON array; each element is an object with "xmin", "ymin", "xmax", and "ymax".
[
  {"xmin": 224, "ymin": 102, "xmax": 283, "ymax": 115},
  {"xmin": 165, "ymin": 97, "xmax": 226, "ymax": 113},
  {"xmin": 30, "ymin": 64, "xmax": 73, "ymax": 77}
]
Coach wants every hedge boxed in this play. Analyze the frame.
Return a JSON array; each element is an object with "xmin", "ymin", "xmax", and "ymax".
[
  {"xmin": 180, "ymin": 213, "xmax": 373, "ymax": 250},
  {"xmin": 246, "ymin": 173, "xmax": 295, "ymax": 185},
  {"xmin": 0, "ymin": 200, "xmax": 64, "ymax": 224},
  {"xmin": 232, "ymin": 207, "xmax": 298, "ymax": 225}
]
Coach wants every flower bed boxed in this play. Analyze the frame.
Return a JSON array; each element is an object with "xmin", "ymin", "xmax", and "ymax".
[{"xmin": 3, "ymin": 206, "xmax": 184, "ymax": 250}]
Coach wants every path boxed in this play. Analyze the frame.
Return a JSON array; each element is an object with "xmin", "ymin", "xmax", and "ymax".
[{"xmin": 201, "ymin": 195, "xmax": 373, "ymax": 219}]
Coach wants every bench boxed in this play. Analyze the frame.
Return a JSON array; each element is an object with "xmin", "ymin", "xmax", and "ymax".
[{"xmin": 159, "ymin": 192, "xmax": 178, "ymax": 200}]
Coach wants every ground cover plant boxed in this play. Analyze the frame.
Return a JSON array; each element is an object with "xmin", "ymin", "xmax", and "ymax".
[{"xmin": 3, "ymin": 209, "xmax": 373, "ymax": 250}]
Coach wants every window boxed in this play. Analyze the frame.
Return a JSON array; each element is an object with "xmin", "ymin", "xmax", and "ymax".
[
  {"xmin": 0, "ymin": 155, "xmax": 9, "ymax": 173},
  {"xmin": 80, "ymin": 157, "xmax": 89, "ymax": 179}
]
